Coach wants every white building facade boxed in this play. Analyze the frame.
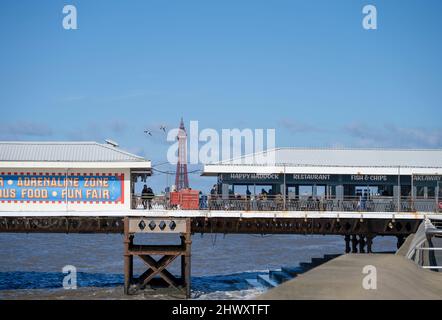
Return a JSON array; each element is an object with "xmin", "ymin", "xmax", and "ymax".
[{"xmin": 0, "ymin": 142, "xmax": 151, "ymax": 214}]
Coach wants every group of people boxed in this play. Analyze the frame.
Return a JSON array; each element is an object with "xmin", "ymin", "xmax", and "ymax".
[{"xmin": 139, "ymin": 185, "xmax": 286, "ymax": 210}]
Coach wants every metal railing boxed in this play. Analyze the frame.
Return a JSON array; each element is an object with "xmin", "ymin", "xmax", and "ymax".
[
  {"xmin": 131, "ymin": 194, "xmax": 441, "ymax": 213},
  {"xmin": 132, "ymin": 195, "xmax": 170, "ymax": 210},
  {"xmin": 406, "ymin": 218, "xmax": 442, "ymax": 271}
]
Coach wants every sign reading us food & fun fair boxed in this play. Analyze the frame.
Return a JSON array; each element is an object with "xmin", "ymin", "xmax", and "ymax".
[{"xmin": 0, "ymin": 172, "xmax": 124, "ymax": 203}]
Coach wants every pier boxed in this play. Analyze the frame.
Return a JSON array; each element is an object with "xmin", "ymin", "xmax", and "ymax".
[{"xmin": 1, "ymin": 142, "xmax": 441, "ymax": 298}]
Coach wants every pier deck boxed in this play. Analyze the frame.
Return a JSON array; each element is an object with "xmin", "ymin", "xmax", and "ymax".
[
  {"xmin": 258, "ymin": 253, "xmax": 442, "ymax": 300},
  {"xmin": 0, "ymin": 213, "xmax": 425, "ymax": 236},
  {"xmin": 0, "ymin": 209, "xmax": 436, "ymax": 219}
]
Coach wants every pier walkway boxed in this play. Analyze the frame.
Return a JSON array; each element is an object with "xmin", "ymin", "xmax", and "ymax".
[
  {"xmin": 259, "ymin": 253, "xmax": 442, "ymax": 299},
  {"xmin": 259, "ymin": 221, "xmax": 442, "ymax": 299}
]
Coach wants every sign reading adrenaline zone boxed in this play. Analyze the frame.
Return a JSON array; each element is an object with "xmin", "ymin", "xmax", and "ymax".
[{"xmin": 0, "ymin": 173, "xmax": 124, "ymax": 203}]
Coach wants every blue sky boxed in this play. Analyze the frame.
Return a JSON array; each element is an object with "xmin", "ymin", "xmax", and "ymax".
[{"xmin": 0, "ymin": 0, "xmax": 441, "ymax": 191}]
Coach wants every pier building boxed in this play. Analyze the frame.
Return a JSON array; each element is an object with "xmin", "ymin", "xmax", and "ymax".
[{"xmin": 203, "ymin": 148, "xmax": 442, "ymax": 213}]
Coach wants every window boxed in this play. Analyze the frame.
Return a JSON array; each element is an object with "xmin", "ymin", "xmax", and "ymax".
[
  {"xmin": 416, "ymin": 186, "xmax": 425, "ymax": 198},
  {"xmin": 379, "ymin": 185, "xmax": 393, "ymax": 197},
  {"xmin": 401, "ymin": 185, "xmax": 411, "ymax": 197},
  {"xmin": 355, "ymin": 186, "xmax": 379, "ymax": 198},
  {"xmin": 287, "ymin": 186, "xmax": 297, "ymax": 199},
  {"xmin": 299, "ymin": 185, "xmax": 313, "ymax": 199},
  {"xmin": 344, "ymin": 185, "xmax": 354, "ymax": 197},
  {"xmin": 316, "ymin": 185, "xmax": 326, "ymax": 198},
  {"xmin": 327, "ymin": 185, "xmax": 336, "ymax": 198},
  {"xmin": 428, "ymin": 186, "xmax": 435, "ymax": 198}
]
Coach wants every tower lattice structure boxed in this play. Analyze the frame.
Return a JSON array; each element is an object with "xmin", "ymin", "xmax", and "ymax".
[{"xmin": 175, "ymin": 118, "xmax": 189, "ymax": 190}]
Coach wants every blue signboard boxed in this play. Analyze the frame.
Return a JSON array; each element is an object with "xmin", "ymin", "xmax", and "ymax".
[{"xmin": 0, "ymin": 173, "xmax": 124, "ymax": 203}]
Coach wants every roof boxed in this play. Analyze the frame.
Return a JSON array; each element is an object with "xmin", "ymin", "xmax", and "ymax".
[
  {"xmin": 0, "ymin": 141, "xmax": 151, "ymax": 169},
  {"xmin": 203, "ymin": 147, "xmax": 442, "ymax": 176}
]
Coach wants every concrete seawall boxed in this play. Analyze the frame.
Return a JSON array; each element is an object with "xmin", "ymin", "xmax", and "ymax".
[{"xmin": 258, "ymin": 253, "xmax": 442, "ymax": 300}]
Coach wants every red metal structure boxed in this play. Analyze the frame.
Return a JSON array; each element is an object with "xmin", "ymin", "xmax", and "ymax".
[
  {"xmin": 175, "ymin": 118, "xmax": 189, "ymax": 190},
  {"xmin": 170, "ymin": 189, "xmax": 199, "ymax": 210}
]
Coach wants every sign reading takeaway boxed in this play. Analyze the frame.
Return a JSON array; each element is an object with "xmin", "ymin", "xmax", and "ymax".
[{"xmin": 0, "ymin": 173, "xmax": 124, "ymax": 203}]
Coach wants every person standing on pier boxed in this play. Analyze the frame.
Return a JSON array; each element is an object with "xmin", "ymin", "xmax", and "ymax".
[{"xmin": 141, "ymin": 185, "xmax": 154, "ymax": 209}]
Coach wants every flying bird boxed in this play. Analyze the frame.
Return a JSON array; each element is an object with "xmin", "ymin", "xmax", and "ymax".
[
  {"xmin": 160, "ymin": 125, "xmax": 166, "ymax": 133},
  {"xmin": 144, "ymin": 129, "xmax": 152, "ymax": 136}
]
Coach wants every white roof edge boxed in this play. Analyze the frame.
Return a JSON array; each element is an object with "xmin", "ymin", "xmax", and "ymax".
[
  {"xmin": 213, "ymin": 148, "xmax": 278, "ymax": 165},
  {"xmin": 0, "ymin": 161, "xmax": 152, "ymax": 169},
  {"xmin": 209, "ymin": 147, "xmax": 442, "ymax": 166},
  {"xmin": 203, "ymin": 164, "xmax": 442, "ymax": 176},
  {"xmin": 0, "ymin": 141, "xmax": 148, "ymax": 162},
  {"xmin": 0, "ymin": 141, "xmax": 99, "ymax": 144},
  {"xmin": 275, "ymin": 146, "xmax": 442, "ymax": 151},
  {"xmin": 204, "ymin": 163, "xmax": 442, "ymax": 169},
  {"xmin": 95, "ymin": 142, "xmax": 146, "ymax": 161},
  {"xmin": 206, "ymin": 147, "xmax": 442, "ymax": 169}
]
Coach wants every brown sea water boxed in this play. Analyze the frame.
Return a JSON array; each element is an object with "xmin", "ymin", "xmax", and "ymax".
[{"xmin": 0, "ymin": 233, "xmax": 397, "ymax": 299}]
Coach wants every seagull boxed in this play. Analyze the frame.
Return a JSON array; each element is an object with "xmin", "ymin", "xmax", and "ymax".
[
  {"xmin": 160, "ymin": 125, "xmax": 166, "ymax": 133},
  {"xmin": 144, "ymin": 129, "xmax": 152, "ymax": 136}
]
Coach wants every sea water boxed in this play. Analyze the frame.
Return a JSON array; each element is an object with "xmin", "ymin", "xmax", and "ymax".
[{"xmin": 0, "ymin": 233, "xmax": 397, "ymax": 299}]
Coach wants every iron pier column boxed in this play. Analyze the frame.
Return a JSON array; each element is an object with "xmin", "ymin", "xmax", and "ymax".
[
  {"xmin": 351, "ymin": 235, "xmax": 358, "ymax": 253},
  {"xmin": 345, "ymin": 235, "xmax": 351, "ymax": 253},
  {"xmin": 397, "ymin": 235, "xmax": 405, "ymax": 249},
  {"xmin": 123, "ymin": 217, "xmax": 133, "ymax": 295},
  {"xmin": 366, "ymin": 235, "xmax": 373, "ymax": 253},
  {"xmin": 359, "ymin": 235, "xmax": 366, "ymax": 253}
]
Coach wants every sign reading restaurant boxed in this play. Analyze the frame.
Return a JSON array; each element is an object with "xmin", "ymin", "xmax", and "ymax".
[
  {"xmin": 0, "ymin": 172, "xmax": 124, "ymax": 203},
  {"xmin": 293, "ymin": 174, "xmax": 331, "ymax": 181}
]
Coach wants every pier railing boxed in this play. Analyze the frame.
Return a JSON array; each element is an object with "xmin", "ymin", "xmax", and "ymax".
[
  {"xmin": 131, "ymin": 194, "xmax": 441, "ymax": 213},
  {"xmin": 406, "ymin": 218, "xmax": 442, "ymax": 270}
]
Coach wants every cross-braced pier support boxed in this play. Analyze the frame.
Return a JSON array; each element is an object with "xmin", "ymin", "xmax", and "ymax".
[{"xmin": 123, "ymin": 217, "xmax": 192, "ymax": 298}]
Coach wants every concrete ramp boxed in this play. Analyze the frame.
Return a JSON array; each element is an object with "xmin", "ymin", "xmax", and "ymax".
[{"xmin": 258, "ymin": 254, "xmax": 442, "ymax": 300}]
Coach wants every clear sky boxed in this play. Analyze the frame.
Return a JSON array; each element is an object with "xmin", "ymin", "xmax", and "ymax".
[{"xmin": 0, "ymin": 0, "xmax": 441, "ymax": 191}]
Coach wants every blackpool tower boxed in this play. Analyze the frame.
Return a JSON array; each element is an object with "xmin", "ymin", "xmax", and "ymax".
[{"xmin": 175, "ymin": 118, "xmax": 189, "ymax": 190}]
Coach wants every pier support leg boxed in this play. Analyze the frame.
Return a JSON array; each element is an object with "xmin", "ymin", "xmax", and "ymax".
[
  {"xmin": 181, "ymin": 222, "xmax": 192, "ymax": 298},
  {"xmin": 366, "ymin": 235, "xmax": 373, "ymax": 253},
  {"xmin": 397, "ymin": 235, "xmax": 405, "ymax": 249},
  {"xmin": 123, "ymin": 217, "xmax": 133, "ymax": 295},
  {"xmin": 123, "ymin": 217, "xmax": 192, "ymax": 298},
  {"xmin": 345, "ymin": 235, "xmax": 351, "ymax": 253},
  {"xmin": 359, "ymin": 235, "xmax": 366, "ymax": 253},
  {"xmin": 351, "ymin": 235, "xmax": 358, "ymax": 253}
]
